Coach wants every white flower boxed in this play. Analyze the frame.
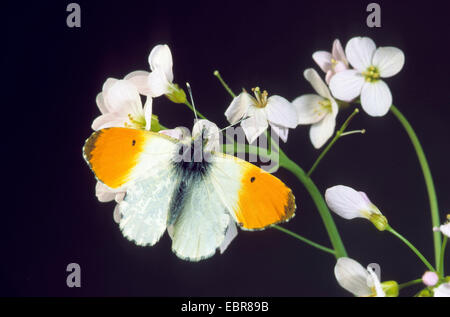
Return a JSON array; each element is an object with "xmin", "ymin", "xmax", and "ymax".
[
  {"xmin": 434, "ymin": 283, "xmax": 450, "ymax": 297},
  {"xmin": 434, "ymin": 215, "xmax": 450, "ymax": 237},
  {"xmin": 334, "ymin": 257, "xmax": 385, "ymax": 297},
  {"xmin": 329, "ymin": 36, "xmax": 405, "ymax": 117},
  {"xmin": 125, "ymin": 44, "xmax": 175, "ymax": 98},
  {"xmin": 95, "ymin": 182, "xmax": 126, "ymax": 224},
  {"xmin": 225, "ymin": 88, "xmax": 297, "ymax": 143},
  {"xmin": 292, "ymin": 68, "xmax": 338, "ymax": 149},
  {"xmin": 313, "ymin": 39, "xmax": 349, "ymax": 84},
  {"xmin": 325, "ymin": 185, "xmax": 388, "ymax": 230},
  {"xmin": 92, "ymin": 79, "xmax": 153, "ymax": 131}
]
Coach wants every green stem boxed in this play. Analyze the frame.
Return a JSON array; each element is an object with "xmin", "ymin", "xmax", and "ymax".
[
  {"xmin": 272, "ymin": 225, "xmax": 335, "ymax": 255},
  {"xmin": 307, "ymin": 108, "xmax": 361, "ymax": 177},
  {"xmin": 279, "ymin": 152, "xmax": 347, "ymax": 258},
  {"xmin": 386, "ymin": 225, "xmax": 435, "ymax": 272},
  {"xmin": 439, "ymin": 236, "xmax": 448, "ymax": 276},
  {"xmin": 398, "ymin": 278, "xmax": 422, "ymax": 290},
  {"xmin": 214, "ymin": 70, "xmax": 236, "ymax": 98},
  {"xmin": 390, "ymin": 105, "xmax": 441, "ymax": 269}
]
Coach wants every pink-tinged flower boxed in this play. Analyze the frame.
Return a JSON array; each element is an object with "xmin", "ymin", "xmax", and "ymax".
[
  {"xmin": 293, "ymin": 68, "xmax": 338, "ymax": 149},
  {"xmin": 95, "ymin": 182, "xmax": 126, "ymax": 224},
  {"xmin": 434, "ymin": 283, "xmax": 450, "ymax": 297},
  {"xmin": 313, "ymin": 39, "xmax": 349, "ymax": 84},
  {"xmin": 422, "ymin": 271, "xmax": 439, "ymax": 287},
  {"xmin": 329, "ymin": 36, "xmax": 405, "ymax": 117},
  {"xmin": 325, "ymin": 185, "xmax": 388, "ymax": 231},
  {"xmin": 334, "ymin": 257, "xmax": 386, "ymax": 297},
  {"xmin": 225, "ymin": 88, "xmax": 297, "ymax": 143},
  {"xmin": 125, "ymin": 44, "xmax": 185, "ymax": 103},
  {"xmin": 92, "ymin": 79, "xmax": 153, "ymax": 131}
]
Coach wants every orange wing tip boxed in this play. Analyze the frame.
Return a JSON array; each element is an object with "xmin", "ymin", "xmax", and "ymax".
[
  {"xmin": 82, "ymin": 128, "xmax": 146, "ymax": 189},
  {"xmin": 283, "ymin": 190, "xmax": 297, "ymax": 222},
  {"xmin": 235, "ymin": 162, "xmax": 297, "ymax": 230},
  {"xmin": 83, "ymin": 129, "xmax": 104, "ymax": 164}
]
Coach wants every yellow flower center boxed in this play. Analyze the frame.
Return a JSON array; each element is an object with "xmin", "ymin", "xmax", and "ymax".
[
  {"xmin": 362, "ymin": 65, "xmax": 380, "ymax": 83},
  {"xmin": 252, "ymin": 87, "xmax": 269, "ymax": 108},
  {"xmin": 318, "ymin": 99, "xmax": 332, "ymax": 113}
]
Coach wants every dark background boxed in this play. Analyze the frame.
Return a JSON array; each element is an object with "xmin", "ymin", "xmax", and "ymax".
[{"xmin": 3, "ymin": 0, "xmax": 449, "ymax": 296}]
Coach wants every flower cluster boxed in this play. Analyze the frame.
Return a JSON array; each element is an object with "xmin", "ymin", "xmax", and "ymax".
[{"xmin": 87, "ymin": 35, "xmax": 449, "ymax": 297}]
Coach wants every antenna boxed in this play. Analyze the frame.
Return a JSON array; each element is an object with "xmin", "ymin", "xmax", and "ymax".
[
  {"xmin": 217, "ymin": 115, "xmax": 250, "ymax": 134},
  {"xmin": 186, "ymin": 82, "xmax": 198, "ymax": 122}
]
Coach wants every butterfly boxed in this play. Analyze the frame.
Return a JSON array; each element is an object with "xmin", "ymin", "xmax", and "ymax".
[{"xmin": 83, "ymin": 120, "xmax": 296, "ymax": 261}]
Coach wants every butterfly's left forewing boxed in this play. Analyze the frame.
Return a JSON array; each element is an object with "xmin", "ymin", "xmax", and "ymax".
[{"xmin": 83, "ymin": 127, "xmax": 178, "ymax": 189}]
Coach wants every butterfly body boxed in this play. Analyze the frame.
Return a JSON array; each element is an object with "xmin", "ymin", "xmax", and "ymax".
[{"xmin": 83, "ymin": 126, "xmax": 296, "ymax": 261}]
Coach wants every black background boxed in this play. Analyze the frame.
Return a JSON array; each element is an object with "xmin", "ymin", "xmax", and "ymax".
[{"xmin": 3, "ymin": 0, "xmax": 450, "ymax": 297}]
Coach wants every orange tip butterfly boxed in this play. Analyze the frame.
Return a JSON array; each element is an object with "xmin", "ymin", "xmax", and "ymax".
[{"xmin": 83, "ymin": 121, "xmax": 296, "ymax": 261}]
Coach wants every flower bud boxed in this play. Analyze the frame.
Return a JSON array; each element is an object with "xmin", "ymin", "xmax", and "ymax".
[
  {"xmin": 422, "ymin": 271, "xmax": 439, "ymax": 287},
  {"xmin": 166, "ymin": 84, "xmax": 187, "ymax": 104},
  {"xmin": 417, "ymin": 289, "xmax": 432, "ymax": 297},
  {"xmin": 381, "ymin": 281, "xmax": 399, "ymax": 297},
  {"xmin": 369, "ymin": 213, "xmax": 388, "ymax": 231}
]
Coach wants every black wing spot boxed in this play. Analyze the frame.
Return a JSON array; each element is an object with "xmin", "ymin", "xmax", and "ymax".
[
  {"xmin": 132, "ymin": 139, "xmax": 136, "ymax": 146},
  {"xmin": 250, "ymin": 177, "xmax": 256, "ymax": 183}
]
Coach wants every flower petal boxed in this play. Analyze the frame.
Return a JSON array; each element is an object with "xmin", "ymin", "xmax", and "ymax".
[
  {"xmin": 325, "ymin": 185, "xmax": 373, "ymax": 220},
  {"xmin": 292, "ymin": 94, "xmax": 326, "ymax": 124},
  {"xmin": 113, "ymin": 204, "xmax": 121, "ymax": 224},
  {"xmin": 241, "ymin": 107, "xmax": 268, "ymax": 144},
  {"xmin": 219, "ymin": 219, "xmax": 238, "ymax": 254},
  {"xmin": 270, "ymin": 124, "xmax": 289, "ymax": 142},
  {"xmin": 95, "ymin": 92, "xmax": 109, "ymax": 114},
  {"xmin": 439, "ymin": 223, "xmax": 450, "ymax": 237},
  {"xmin": 148, "ymin": 44, "xmax": 173, "ymax": 83},
  {"xmin": 124, "ymin": 70, "xmax": 152, "ymax": 96},
  {"xmin": 309, "ymin": 112, "xmax": 336, "ymax": 149},
  {"xmin": 434, "ymin": 283, "xmax": 450, "ymax": 297},
  {"xmin": 105, "ymin": 80, "xmax": 142, "ymax": 117},
  {"xmin": 334, "ymin": 257, "xmax": 372, "ymax": 297},
  {"xmin": 332, "ymin": 39, "xmax": 348, "ymax": 65},
  {"xmin": 304, "ymin": 68, "xmax": 332, "ymax": 100},
  {"xmin": 143, "ymin": 97, "xmax": 153, "ymax": 131},
  {"xmin": 367, "ymin": 266, "xmax": 385, "ymax": 297},
  {"xmin": 192, "ymin": 119, "xmax": 221, "ymax": 152},
  {"xmin": 345, "ymin": 37, "xmax": 376, "ymax": 71},
  {"xmin": 329, "ymin": 70, "xmax": 365, "ymax": 102},
  {"xmin": 372, "ymin": 47, "xmax": 405, "ymax": 78},
  {"xmin": 159, "ymin": 127, "xmax": 191, "ymax": 141},
  {"xmin": 147, "ymin": 68, "xmax": 171, "ymax": 97},
  {"xmin": 265, "ymin": 95, "xmax": 297, "ymax": 128},
  {"xmin": 91, "ymin": 113, "xmax": 128, "ymax": 130},
  {"xmin": 95, "ymin": 181, "xmax": 116, "ymax": 202},
  {"xmin": 102, "ymin": 77, "xmax": 118, "ymax": 96},
  {"xmin": 224, "ymin": 92, "xmax": 252, "ymax": 124},
  {"xmin": 360, "ymin": 80, "xmax": 392, "ymax": 117},
  {"xmin": 312, "ymin": 51, "xmax": 332, "ymax": 73}
]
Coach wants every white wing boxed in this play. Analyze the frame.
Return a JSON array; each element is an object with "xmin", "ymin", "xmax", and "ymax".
[
  {"xmin": 169, "ymin": 178, "xmax": 230, "ymax": 261},
  {"xmin": 119, "ymin": 165, "xmax": 178, "ymax": 246}
]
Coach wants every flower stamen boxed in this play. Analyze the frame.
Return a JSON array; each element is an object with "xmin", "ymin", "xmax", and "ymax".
[
  {"xmin": 362, "ymin": 65, "xmax": 380, "ymax": 83},
  {"xmin": 251, "ymin": 87, "xmax": 269, "ymax": 108}
]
